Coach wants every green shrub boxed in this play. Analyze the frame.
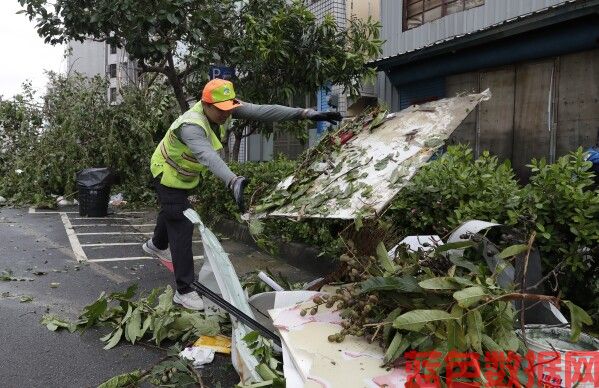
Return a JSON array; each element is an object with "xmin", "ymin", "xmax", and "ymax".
[
  {"xmin": 517, "ymin": 149, "xmax": 599, "ymax": 324},
  {"xmin": 519, "ymin": 149, "xmax": 599, "ymax": 268},
  {"xmin": 385, "ymin": 145, "xmax": 522, "ymax": 236},
  {"xmin": 193, "ymin": 157, "xmax": 346, "ymax": 255}
]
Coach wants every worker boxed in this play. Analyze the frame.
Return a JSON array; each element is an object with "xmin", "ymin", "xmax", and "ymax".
[{"xmin": 143, "ymin": 79, "xmax": 341, "ymax": 310}]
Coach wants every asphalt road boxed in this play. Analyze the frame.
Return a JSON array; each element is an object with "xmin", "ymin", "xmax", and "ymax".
[{"xmin": 0, "ymin": 206, "xmax": 309, "ymax": 387}]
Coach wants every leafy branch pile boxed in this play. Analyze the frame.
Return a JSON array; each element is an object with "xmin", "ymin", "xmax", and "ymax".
[
  {"xmin": 193, "ymin": 145, "xmax": 598, "ymax": 326},
  {"xmin": 252, "ymin": 106, "xmax": 388, "ymax": 217},
  {"xmin": 299, "ymin": 238, "xmax": 593, "ymax": 384},
  {"xmin": 242, "ymin": 331, "xmax": 285, "ymax": 387},
  {"xmin": 97, "ymin": 345, "xmax": 206, "ymax": 388},
  {"xmin": 41, "ymin": 285, "xmax": 221, "ymax": 349}
]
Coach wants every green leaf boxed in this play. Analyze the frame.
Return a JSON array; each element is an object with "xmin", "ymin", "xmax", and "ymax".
[
  {"xmin": 243, "ymin": 331, "xmax": 260, "ymax": 344},
  {"xmin": 393, "ymin": 309, "xmax": 456, "ymax": 331},
  {"xmin": 155, "ymin": 286, "xmax": 174, "ymax": 314},
  {"xmin": 435, "ymin": 240, "xmax": 476, "ymax": 253},
  {"xmin": 449, "ymin": 257, "xmax": 480, "ymax": 274},
  {"xmin": 140, "ymin": 315, "xmax": 152, "ymax": 338},
  {"xmin": 19, "ymin": 295, "xmax": 33, "ymax": 303},
  {"xmin": 126, "ymin": 308, "xmax": 142, "ymax": 344},
  {"xmin": 376, "ymin": 241, "xmax": 396, "ymax": 274},
  {"xmin": 418, "ymin": 277, "xmax": 463, "ymax": 290},
  {"xmin": 453, "ymin": 286, "xmax": 489, "ymax": 308},
  {"xmin": 249, "ymin": 219, "xmax": 264, "ymax": 235},
  {"xmin": 466, "ymin": 310, "xmax": 483, "ymax": 353},
  {"xmin": 41, "ymin": 314, "xmax": 76, "ymax": 333},
  {"xmin": 360, "ymin": 275, "xmax": 421, "ymax": 293},
  {"xmin": 77, "ymin": 293, "xmax": 108, "ymax": 329},
  {"xmin": 354, "ymin": 215, "xmax": 363, "ymax": 231},
  {"xmin": 110, "ymin": 284, "xmax": 138, "ymax": 300},
  {"xmin": 563, "ymin": 300, "xmax": 593, "ymax": 342},
  {"xmin": 446, "ymin": 305, "xmax": 466, "ymax": 351},
  {"xmin": 481, "ymin": 334, "xmax": 502, "ymax": 351},
  {"xmin": 97, "ymin": 370, "xmax": 142, "ymax": 388},
  {"xmin": 103, "ymin": 327, "xmax": 124, "ymax": 350},
  {"xmin": 384, "ymin": 331, "xmax": 409, "ymax": 364},
  {"xmin": 383, "ymin": 307, "xmax": 402, "ymax": 343},
  {"xmin": 496, "ymin": 244, "xmax": 528, "ymax": 259}
]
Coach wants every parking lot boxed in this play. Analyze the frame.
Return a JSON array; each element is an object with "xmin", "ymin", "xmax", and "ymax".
[{"xmin": 0, "ymin": 206, "xmax": 308, "ymax": 386}]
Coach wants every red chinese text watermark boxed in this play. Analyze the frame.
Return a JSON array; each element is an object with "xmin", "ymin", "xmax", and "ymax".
[{"xmin": 404, "ymin": 350, "xmax": 599, "ymax": 387}]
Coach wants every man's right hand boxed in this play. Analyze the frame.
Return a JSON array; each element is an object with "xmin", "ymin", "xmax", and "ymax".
[
  {"xmin": 229, "ymin": 176, "xmax": 250, "ymax": 213},
  {"xmin": 304, "ymin": 109, "xmax": 342, "ymax": 125}
]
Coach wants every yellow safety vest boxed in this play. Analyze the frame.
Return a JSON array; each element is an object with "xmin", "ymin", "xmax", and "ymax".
[{"xmin": 150, "ymin": 101, "xmax": 230, "ymax": 189}]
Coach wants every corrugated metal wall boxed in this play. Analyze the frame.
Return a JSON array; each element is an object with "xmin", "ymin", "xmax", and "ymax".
[
  {"xmin": 398, "ymin": 77, "xmax": 445, "ymax": 110},
  {"xmin": 380, "ymin": 0, "xmax": 569, "ymax": 58},
  {"xmin": 444, "ymin": 48, "xmax": 599, "ymax": 181}
]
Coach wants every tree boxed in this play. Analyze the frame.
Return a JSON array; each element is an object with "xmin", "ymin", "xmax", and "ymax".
[
  {"xmin": 19, "ymin": 0, "xmax": 382, "ymax": 160},
  {"xmin": 0, "ymin": 73, "xmax": 178, "ymax": 204}
]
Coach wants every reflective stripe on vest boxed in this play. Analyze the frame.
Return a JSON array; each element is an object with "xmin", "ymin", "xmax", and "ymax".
[
  {"xmin": 150, "ymin": 101, "xmax": 230, "ymax": 189},
  {"xmin": 159, "ymin": 142, "xmax": 199, "ymax": 178}
]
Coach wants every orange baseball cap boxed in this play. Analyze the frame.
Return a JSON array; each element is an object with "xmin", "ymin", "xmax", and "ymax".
[{"xmin": 201, "ymin": 79, "xmax": 242, "ymax": 111}]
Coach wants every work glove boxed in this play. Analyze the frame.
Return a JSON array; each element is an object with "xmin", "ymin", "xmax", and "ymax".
[
  {"xmin": 229, "ymin": 176, "xmax": 250, "ymax": 213},
  {"xmin": 304, "ymin": 109, "xmax": 342, "ymax": 125}
]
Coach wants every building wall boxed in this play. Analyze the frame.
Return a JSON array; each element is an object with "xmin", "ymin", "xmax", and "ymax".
[
  {"xmin": 67, "ymin": 39, "xmax": 137, "ymax": 103},
  {"xmin": 67, "ymin": 40, "xmax": 106, "ymax": 77},
  {"xmin": 380, "ymin": 0, "xmax": 570, "ymax": 59},
  {"xmin": 444, "ymin": 48, "xmax": 599, "ymax": 181},
  {"xmin": 376, "ymin": 0, "xmax": 576, "ymax": 107}
]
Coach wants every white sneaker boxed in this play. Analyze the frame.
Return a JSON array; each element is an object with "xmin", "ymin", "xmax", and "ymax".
[
  {"xmin": 142, "ymin": 239, "xmax": 172, "ymax": 261},
  {"xmin": 173, "ymin": 290, "xmax": 204, "ymax": 310},
  {"xmin": 143, "ymin": 239, "xmax": 174, "ymax": 272}
]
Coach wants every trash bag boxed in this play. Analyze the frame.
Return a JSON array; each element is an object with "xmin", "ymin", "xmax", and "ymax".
[
  {"xmin": 76, "ymin": 168, "xmax": 113, "ymax": 217},
  {"xmin": 75, "ymin": 167, "xmax": 113, "ymax": 189}
]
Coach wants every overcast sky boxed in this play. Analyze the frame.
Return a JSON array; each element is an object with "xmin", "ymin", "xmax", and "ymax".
[{"xmin": 0, "ymin": 2, "xmax": 65, "ymax": 99}]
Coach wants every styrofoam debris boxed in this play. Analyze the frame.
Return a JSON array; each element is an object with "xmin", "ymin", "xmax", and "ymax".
[{"xmin": 179, "ymin": 346, "xmax": 215, "ymax": 368}]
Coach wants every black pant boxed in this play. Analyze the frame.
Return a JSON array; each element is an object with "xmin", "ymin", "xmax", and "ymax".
[{"xmin": 151, "ymin": 177, "xmax": 195, "ymax": 293}]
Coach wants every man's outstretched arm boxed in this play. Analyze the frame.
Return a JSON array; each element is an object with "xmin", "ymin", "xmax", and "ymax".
[{"xmin": 232, "ymin": 101, "xmax": 341, "ymax": 124}]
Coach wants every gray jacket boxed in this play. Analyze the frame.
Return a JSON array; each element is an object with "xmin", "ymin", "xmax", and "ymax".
[{"xmin": 178, "ymin": 101, "xmax": 306, "ymax": 186}]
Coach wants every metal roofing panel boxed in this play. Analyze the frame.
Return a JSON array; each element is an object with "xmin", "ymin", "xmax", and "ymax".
[{"xmin": 375, "ymin": 0, "xmax": 580, "ymax": 65}]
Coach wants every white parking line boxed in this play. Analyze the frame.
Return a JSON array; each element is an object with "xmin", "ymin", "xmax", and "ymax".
[
  {"xmin": 81, "ymin": 240, "xmax": 202, "ymax": 247},
  {"xmin": 77, "ymin": 232, "xmax": 154, "ymax": 235},
  {"xmin": 69, "ymin": 217, "xmax": 141, "ymax": 220},
  {"xmin": 60, "ymin": 212, "xmax": 87, "ymax": 262},
  {"xmin": 29, "ymin": 207, "xmax": 146, "ymax": 215},
  {"xmin": 71, "ymin": 223, "xmax": 155, "ymax": 227},
  {"xmin": 89, "ymin": 255, "xmax": 204, "ymax": 263}
]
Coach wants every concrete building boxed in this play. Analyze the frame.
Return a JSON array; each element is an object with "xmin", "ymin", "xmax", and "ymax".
[
  {"xmin": 246, "ymin": 0, "xmax": 381, "ymax": 162},
  {"xmin": 372, "ymin": 0, "xmax": 599, "ymax": 180},
  {"xmin": 67, "ymin": 39, "xmax": 138, "ymax": 104}
]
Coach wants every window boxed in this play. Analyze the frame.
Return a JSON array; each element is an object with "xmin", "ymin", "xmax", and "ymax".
[
  {"xmin": 403, "ymin": 0, "xmax": 484, "ymax": 30},
  {"xmin": 109, "ymin": 87, "xmax": 117, "ymax": 103},
  {"xmin": 110, "ymin": 43, "xmax": 117, "ymax": 54},
  {"xmin": 109, "ymin": 63, "xmax": 117, "ymax": 78}
]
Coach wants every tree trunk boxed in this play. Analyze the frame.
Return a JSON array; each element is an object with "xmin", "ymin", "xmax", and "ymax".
[
  {"xmin": 165, "ymin": 52, "xmax": 189, "ymax": 113},
  {"xmin": 222, "ymin": 129, "xmax": 231, "ymax": 162},
  {"xmin": 232, "ymin": 131, "xmax": 243, "ymax": 162}
]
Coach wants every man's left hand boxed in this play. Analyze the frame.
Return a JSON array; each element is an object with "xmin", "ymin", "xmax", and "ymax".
[
  {"xmin": 229, "ymin": 176, "xmax": 250, "ymax": 213},
  {"xmin": 305, "ymin": 110, "xmax": 342, "ymax": 125}
]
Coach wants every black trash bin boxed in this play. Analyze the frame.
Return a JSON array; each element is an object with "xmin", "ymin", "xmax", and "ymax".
[{"xmin": 76, "ymin": 168, "xmax": 113, "ymax": 217}]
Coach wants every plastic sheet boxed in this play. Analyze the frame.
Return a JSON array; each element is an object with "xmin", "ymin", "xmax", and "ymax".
[{"xmin": 75, "ymin": 167, "xmax": 112, "ymax": 189}]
